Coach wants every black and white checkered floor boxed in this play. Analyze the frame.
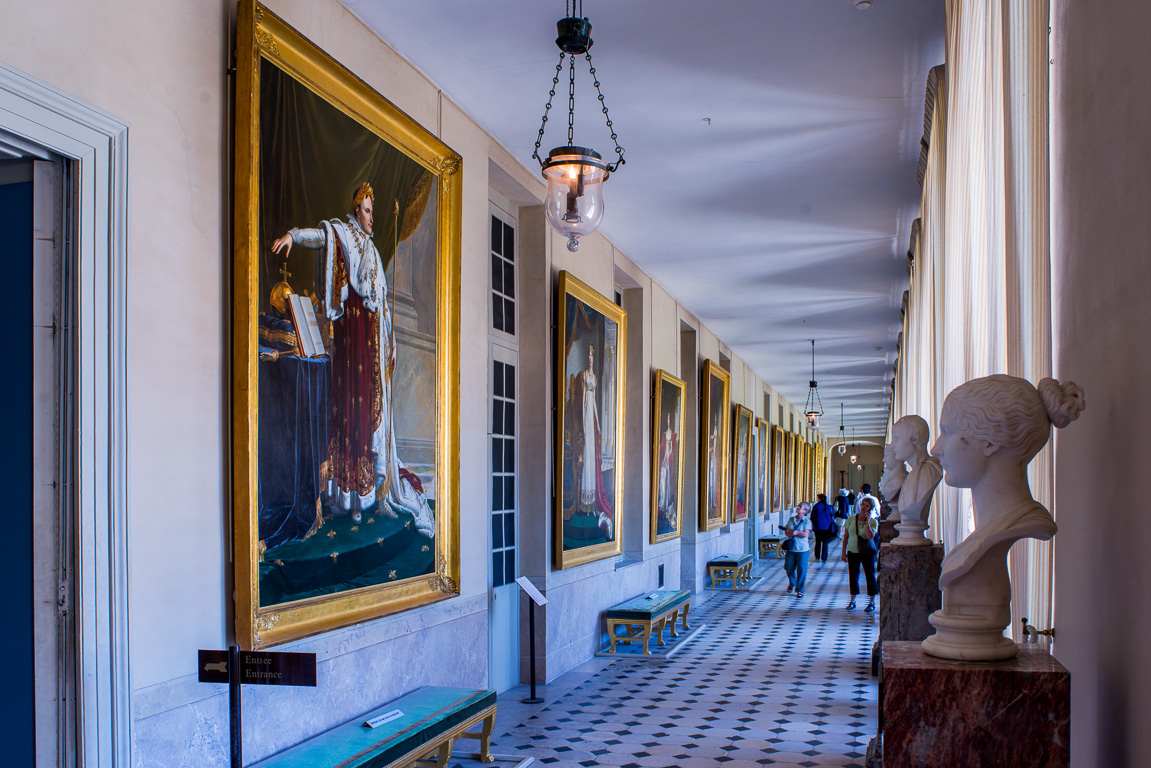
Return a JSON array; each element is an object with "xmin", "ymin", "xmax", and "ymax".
[{"xmin": 454, "ymin": 552, "xmax": 879, "ymax": 768}]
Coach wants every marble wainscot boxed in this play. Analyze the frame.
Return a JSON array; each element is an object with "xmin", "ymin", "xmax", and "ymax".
[
  {"xmin": 879, "ymin": 544, "xmax": 943, "ymax": 643},
  {"xmin": 882, "ymin": 641, "xmax": 1069, "ymax": 767}
]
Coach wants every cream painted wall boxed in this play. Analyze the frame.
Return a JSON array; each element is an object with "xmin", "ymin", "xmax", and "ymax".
[{"xmin": 1051, "ymin": 1, "xmax": 1151, "ymax": 765}]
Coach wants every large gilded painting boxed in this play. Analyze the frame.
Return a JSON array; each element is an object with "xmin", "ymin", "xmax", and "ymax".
[
  {"xmin": 756, "ymin": 418, "xmax": 769, "ymax": 517},
  {"xmin": 699, "ymin": 360, "xmax": 730, "ymax": 530},
  {"xmin": 731, "ymin": 406, "xmax": 753, "ymax": 523},
  {"xmin": 771, "ymin": 426, "xmax": 784, "ymax": 513},
  {"xmin": 783, "ymin": 431, "xmax": 795, "ymax": 508},
  {"xmin": 556, "ymin": 272, "xmax": 626, "ymax": 569},
  {"xmin": 232, "ymin": 1, "xmax": 461, "ymax": 649},
  {"xmin": 651, "ymin": 370, "xmax": 686, "ymax": 544}
]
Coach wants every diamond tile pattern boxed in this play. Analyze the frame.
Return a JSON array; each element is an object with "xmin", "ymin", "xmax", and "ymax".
[{"xmin": 450, "ymin": 555, "xmax": 879, "ymax": 768}]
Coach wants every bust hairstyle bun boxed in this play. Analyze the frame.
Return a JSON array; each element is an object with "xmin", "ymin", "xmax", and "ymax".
[
  {"xmin": 943, "ymin": 375, "xmax": 1086, "ymax": 463},
  {"xmin": 1037, "ymin": 377, "xmax": 1086, "ymax": 429}
]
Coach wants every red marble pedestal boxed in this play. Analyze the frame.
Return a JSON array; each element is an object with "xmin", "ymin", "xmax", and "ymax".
[
  {"xmin": 878, "ymin": 518, "xmax": 898, "ymax": 545},
  {"xmin": 882, "ymin": 641, "xmax": 1069, "ymax": 768}
]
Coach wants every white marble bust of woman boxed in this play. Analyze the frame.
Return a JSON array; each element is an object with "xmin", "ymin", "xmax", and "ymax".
[{"xmin": 922, "ymin": 375, "xmax": 1085, "ymax": 661}]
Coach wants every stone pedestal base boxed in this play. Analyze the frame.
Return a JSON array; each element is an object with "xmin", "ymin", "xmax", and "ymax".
[
  {"xmin": 891, "ymin": 519, "xmax": 931, "ymax": 546},
  {"xmin": 878, "ymin": 544, "xmax": 943, "ymax": 642},
  {"xmin": 878, "ymin": 518, "xmax": 898, "ymax": 545},
  {"xmin": 882, "ymin": 641, "xmax": 1069, "ymax": 768}
]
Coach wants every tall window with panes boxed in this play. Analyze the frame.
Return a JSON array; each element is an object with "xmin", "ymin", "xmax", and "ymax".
[
  {"xmin": 491, "ymin": 214, "xmax": 515, "ymax": 335},
  {"xmin": 489, "ymin": 210, "xmax": 517, "ymax": 588}
]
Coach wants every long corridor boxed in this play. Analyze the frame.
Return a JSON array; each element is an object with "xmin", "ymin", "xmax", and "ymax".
[{"xmin": 455, "ymin": 553, "xmax": 880, "ymax": 768}]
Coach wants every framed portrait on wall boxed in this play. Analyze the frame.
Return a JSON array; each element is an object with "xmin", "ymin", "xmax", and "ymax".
[
  {"xmin": 699, "ymin": 360, "xmax": 731, "ymax": 530},
  {"xmin": 556, "ymin": 271, "xmax": 627, "ymax": 569},
  {"xmin": 771, "ymin": 425, "xmax": 784, "ymax": 513},
  {"xmin": 794, "ymin": 436, "xmax": 805, "ymax": 504},
  {"xmin": 231, "ymin": 1, "xmax": 462, "ymax": 649},
  {"xmin": 756, "ymin": 418, "xmax": 769, "ymax": 516},
  {"xmin": 783, "ymin": 431, "xmax": 795, "ymax": 508},
  {"xmin": 651, "ymin": 369, "xmax": 686, "ymax": 544},
  {"xmin": 731, "ymin": 406, "xmax": 753, "ymax": 523},
  {"xmin": 815, "ymin": 442, "xmax": 825, "ymax": 496}
]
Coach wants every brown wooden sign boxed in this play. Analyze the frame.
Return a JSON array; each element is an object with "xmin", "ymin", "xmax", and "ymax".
[{"xmin": 198, "ymin": 649, "xmax": 317, "ymax": 686}]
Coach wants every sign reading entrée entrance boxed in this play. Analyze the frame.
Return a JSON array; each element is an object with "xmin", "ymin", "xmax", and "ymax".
[
  {"xmin": 199, "ymin": 646, "xmax": 318, "ymax": 768},
  {"xmin": 198, "ymin": 649, "xmax": 317, "ymax": 686}
]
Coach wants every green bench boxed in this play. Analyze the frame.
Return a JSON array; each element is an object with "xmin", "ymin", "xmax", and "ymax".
[
  {"xmin": 250, "ymin": 686, "xmax": 497, "ymax": 768},
  {"xmin": 758, "ymin": 536, "xmax": 783, "ymax": 559},
  {"xmin": 604, "ymin": 590, "xmax": 692, "ymax": 654},
  {"xmin": 708, "ymin": 553, "xmax": 753, "ymax": 588}
]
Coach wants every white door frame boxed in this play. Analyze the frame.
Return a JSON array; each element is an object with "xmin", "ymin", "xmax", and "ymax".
[{"xmin": 0, "ymin": 62, "xmax": 130, "ymax": 767}]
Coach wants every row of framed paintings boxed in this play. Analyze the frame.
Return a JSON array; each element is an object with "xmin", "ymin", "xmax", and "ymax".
[{"xmin": 554, "ymin": 271, "xmax": 826, "ymax": 570}]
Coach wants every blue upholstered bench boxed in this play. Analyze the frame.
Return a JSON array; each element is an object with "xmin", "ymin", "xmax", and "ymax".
[
  {"xmin": 604, "ymin": 590, "xmax": 692, "ymax": 654},
  {"xmin": 250, "ymin": 686, "xmax": 497, "ymax": 768},
  {"xmin": 758, "ymin": 536, "xmax": 783, "ymax": 559},
  {"xmin": 708, "ymin": 553, "xmax": 753, "ymax": 588}
]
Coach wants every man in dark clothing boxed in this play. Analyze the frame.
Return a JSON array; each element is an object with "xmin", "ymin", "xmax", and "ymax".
[{"xmin": 810, "ymin": 493, "xmax": 836, "ymax": 562}]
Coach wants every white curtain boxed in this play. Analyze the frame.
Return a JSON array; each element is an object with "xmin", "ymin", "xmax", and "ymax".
[{"xmin": 898, "ymin": 0, "xmax": 1054, "ymax": 638}]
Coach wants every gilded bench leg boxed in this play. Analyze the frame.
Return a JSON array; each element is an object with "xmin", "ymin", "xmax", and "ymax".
[
  {"xmin": 641, "ymin": 619, "xmax": 652, "ymax": 654},
  {"xmin": 680, "ymin": 602, "xmax": 691, "ymax": 631},
  {"xmin": 608, "ymin": 619, "xmax": 620, "ymax": 653},
  {"xmin": 667, "ymin": 609, "xmax": 679, "ymax": 639},
  {"xmin": 469, "ymin": 711, "xmax": 495, "ymax": 763},
  {"xmin": 654, "ymin": 616, "xmax": 666, "ymax": 646}
]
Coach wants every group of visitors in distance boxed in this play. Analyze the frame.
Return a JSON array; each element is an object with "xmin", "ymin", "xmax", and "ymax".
[{"xmin": 782, "ymin": 485, "xmax": 879, "ymax": 612}]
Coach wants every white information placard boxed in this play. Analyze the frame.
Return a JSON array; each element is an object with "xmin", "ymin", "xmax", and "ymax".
[{"xmin": 515, "ymin": 576, "xmax": 548, "ymax": 606}]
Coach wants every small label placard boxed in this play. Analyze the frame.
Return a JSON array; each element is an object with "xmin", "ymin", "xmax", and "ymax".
[
  {"xmin": 515, "ymin": 576, "xmax": 548, "ymax": 606},
  {"xmin": 364, "ymin": 709, "xmax": 404, "ymax": 729}
]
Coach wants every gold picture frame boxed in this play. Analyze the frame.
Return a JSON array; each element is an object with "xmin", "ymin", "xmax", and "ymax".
[
  {"xmin": 731, "ymin": 405, "xmax": 753, "ymax": 523},
  {"xmin": 555, "ymin": 272, "xmax": 627, "ymax": 569},
  {"xmin": 783, "ymin": 431, "xmax": 795, "ymax": 508},
  {"xmin": 651, "ymin": 369, "xmax": 687, "ymax": 544},
  {"xmin": 232, "ymin": 1, "xmax": 462, "ymax": 649},
  {"xmin": 771, "ymin": 426, "xmax": 784, "ymax": 513},
  {"xmin": 755, "ymin": 417, "xmax": 770, "ymax": 517},
  {"xmin": 699, "ymin": 360, "xmax": 731, "ymax": 530}
]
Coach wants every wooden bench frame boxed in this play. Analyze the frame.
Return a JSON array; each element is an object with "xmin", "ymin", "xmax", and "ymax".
[
  {"xmin": 758, "ymin": 536, "xmax": 783, "ymax": 559},
  {"xmin": 409, "ymin": 705, "xmax": 496, "ymax": 767},
  {"xmin": 605, "ymin": 596, "xmax": 692, "ymax": 655},
  {"xmin": 708, "ymin": 555, "xmax": 753, "ymax": 589}
]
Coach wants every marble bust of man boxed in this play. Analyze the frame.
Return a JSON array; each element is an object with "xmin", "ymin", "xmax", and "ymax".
[
  {"xmin": 889, "ymin": 415, "xmax": 942, "ymax": 546},
  {"xmin": 879, "ymin": 442, "xmax": 908, "ymax": 521},
  {"xmin": 922, "ymin": 375, "xmax": 1085, "ymax": 661}
]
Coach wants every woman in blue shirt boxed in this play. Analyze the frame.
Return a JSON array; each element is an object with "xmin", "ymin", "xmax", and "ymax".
[
  {"xmin": 784, "ymin": 502, "xmax": 813, "ymax": 598},
  {"xmin": 809, "ymin": 493, "xmax": 836, "ymax": 562}
]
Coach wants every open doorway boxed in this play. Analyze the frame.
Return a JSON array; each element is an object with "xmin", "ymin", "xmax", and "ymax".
[
  {"xmin": 0, "ymin": 152, "xmax": 77, "ymax": 767},
  {"xmin": 0, "ymin": 63, "xmax": 131, "ymax": 766}
]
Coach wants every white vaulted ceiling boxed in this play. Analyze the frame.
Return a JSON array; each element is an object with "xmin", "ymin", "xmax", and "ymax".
[{"xmin": 343, "ymin": 0, "xmax": 945, "ymax": 437}]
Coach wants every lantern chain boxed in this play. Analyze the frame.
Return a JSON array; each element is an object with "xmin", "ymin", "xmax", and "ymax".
[
  {"xmin": 568, "ymin": 54, "xmax": 577, "ymax": 146},
  {"xmin": 532, "ymin": 51, "xmax": 567, "ymax": 169},
  {"xmin": 585, "ymin": 51, "xmax": 626, "ymax": 173}
]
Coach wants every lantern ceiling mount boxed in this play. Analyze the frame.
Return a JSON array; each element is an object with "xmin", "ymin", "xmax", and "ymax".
[{"xmin": 532, "ymin": 0, "xmax": 626, "ymax": 252}]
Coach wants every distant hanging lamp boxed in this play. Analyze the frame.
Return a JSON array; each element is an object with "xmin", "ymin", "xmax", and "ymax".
[
  {"xmin": 531, "ymin": 0, "xmax": 626, "ymax": 252},
  {"xmin": 849, "ymin": 427, "xmax": 858, "ymax": 466},
  {"xmin": 803, "ymin": 339, "xmax": 824, "ymax": 429},
  {"xmin": 837, "ymin": 403, "xmax": 847, "ymax": 456}
]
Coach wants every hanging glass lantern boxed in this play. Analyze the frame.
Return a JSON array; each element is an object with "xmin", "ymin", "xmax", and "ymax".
[
  {"xmin": 542, "ymin": 146, "xmax": 608, "ymax": 252},
  {"xmin": 803, "ymin": 340, "xmax": 823, "ymax": 429},
  {"xmin": 837, "ymin": 403, "xmax": 847, "ymax": 455},
  {"xmin": 532, "ymin": 3, "xmax": 625, "ymax": 252}
]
